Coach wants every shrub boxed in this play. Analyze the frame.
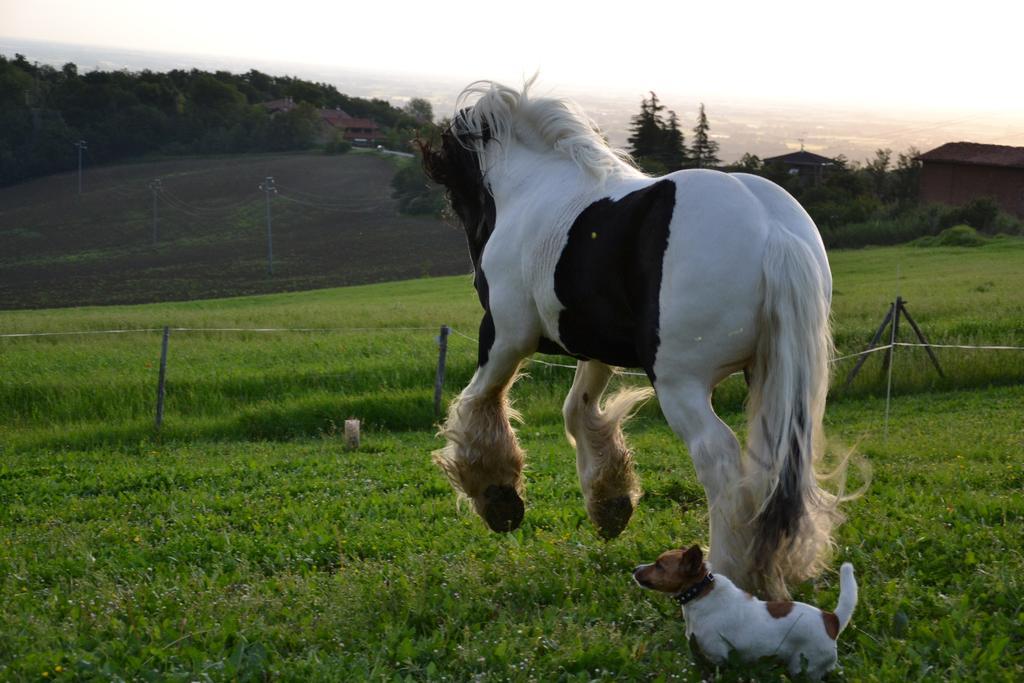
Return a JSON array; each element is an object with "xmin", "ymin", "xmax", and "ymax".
[
  {"xmin": 820, "ymin": 201, "xmax": 1024, "ymax": 249},
  {"xmin": 914, "ymin": 225, "xmax": 989, "ymax": 247},
  {"xmin": 938, "ymin": 197, "xmax": 1001, "ymax": 233},
  {"xmin": 323, "ymin": 135, "xmax": 352, "ymax": 155},
  {"xmin": 390, "ymin": 159, "xmax": 444, "ymax": 216}
]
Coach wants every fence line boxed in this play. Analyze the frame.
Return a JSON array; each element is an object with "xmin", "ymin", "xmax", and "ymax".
[
  {"xmin": 447, "ymin": 327, "xmax": 1024, "ymax": 374},
  {"xmin": 5, "ymin": 324, "xmax": 1024, "ymax": 358},
  {"xmin": 892, "ymin": 341, "xmax": 1024, "ymax": 351},
  {"xmin": 3, "ymin": 320, "xmax": 1022, "ymax": 432},
  {"xmin": 0, "ymin": 325, "xmax": 438, "ymax": 339}
]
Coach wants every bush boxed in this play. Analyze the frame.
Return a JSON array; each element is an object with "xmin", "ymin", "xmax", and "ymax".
[
  {"xmin": 323, "ymin": 136, "xmax": 352, "ymax": 155},
  {"xmin": 820, "ymin": 201, "xmax": 1024, "ymax": 249},
  {"xmin": 938, "ymin": 197, "xmax": 1001, "ymax": 233},
  {"xmin": 390, "ymin": 159, "xmax": 444, "ymax": 216},
  {"xmin": 914, "ymin": 225, "xmax": 989, "ymax": 247}
]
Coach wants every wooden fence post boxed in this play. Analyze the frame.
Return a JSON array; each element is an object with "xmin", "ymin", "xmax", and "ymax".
[
  {"xmin": 155, "ymin": 326, "xmax": 170, "ymax": 430},
  {"xmin": 344, "ymin": 419, "xmax": 360, "ymax": 450},
  {"xmin": 434, "ymin": 325, "xmax": 450, "ymax": 420}
]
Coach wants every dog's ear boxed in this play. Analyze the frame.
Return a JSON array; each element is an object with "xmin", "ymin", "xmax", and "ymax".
[{"xmin": 680, "ymin": 544, "xmax": 703, "ymax": 572}]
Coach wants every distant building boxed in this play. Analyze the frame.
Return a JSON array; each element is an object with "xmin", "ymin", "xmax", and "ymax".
[
  {"xmin": 319, "ymin": 107, "xmax": 383, "ymax": 146},
  {"xmin": 262, "ymin": 97, "xmax": 297, "ymax": 114},
  {"xmin": 917, "ymin": 142, "xmax": 1024, "ymax": 218},
  {"xmin": 263, "ymin": 98, "xmax": 384, "ymax": 147},
  {"xmin": 762, "ymin": 149, "xmax": 835, "ymax": 185}
]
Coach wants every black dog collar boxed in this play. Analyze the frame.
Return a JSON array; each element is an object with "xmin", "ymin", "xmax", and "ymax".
[{"xmin": 674, "ymin": 573, "xmax": 715, "ymax": 605}]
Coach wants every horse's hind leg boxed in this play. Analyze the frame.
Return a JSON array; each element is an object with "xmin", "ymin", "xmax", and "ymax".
[
  {"xmin": 563, "ymin": 360, "xmax": 653, "ymax": 539},
  {"xmin": 654, "ymin": 376, "xmax": 756, "ymax": 587}
]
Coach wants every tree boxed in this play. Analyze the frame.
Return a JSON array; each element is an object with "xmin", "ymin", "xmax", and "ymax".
[
  {"xmin": 737, "ymin": 153, "xmax": 762, "ymax": 172},
  {"xmin": 266, "ymin": 102, "xmax": 319, "ymax": 151},
  {"xmin": 404, "ymin": 98, "xmax": 433, "ymax": 124},
  {"xmin": 892, "ymin": 147, "xmax": 921, "ymax": 206},
  {"xmin": 689, "ymin": 103, "xmax": 720, "ymax": 168},
  {"xmin": 0, "ymin": 53, "xmax": 441, "ymax": 186},
  {"xmin": 865, "ymin": 148, "xmax": 892, "ymax": 199},
  {"xmin": 627, "ymin": 91, "xmax": 666, "ymax": 161},
  {"xmin": 627, "ymin": 93, "xmax": 695, "ymax": 174},
  {"xmin": 661, "ymin": 110, "xmax": 689, "ymax": 171}
]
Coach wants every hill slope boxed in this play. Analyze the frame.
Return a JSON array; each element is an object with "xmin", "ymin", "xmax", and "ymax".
[{"xmin": 0, "ymin": 152, "xmax": 468, "ymax": 309}]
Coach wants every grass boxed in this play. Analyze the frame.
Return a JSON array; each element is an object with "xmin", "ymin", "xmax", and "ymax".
[{"xmin": 1, "ymin": 242, "xmax": 1023, "ymax": 680}]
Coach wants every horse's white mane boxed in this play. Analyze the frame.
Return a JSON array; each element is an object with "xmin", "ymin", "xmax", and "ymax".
[{"xmin": 454, "ymin": 77, "xmax": 641, "ymax": 183}]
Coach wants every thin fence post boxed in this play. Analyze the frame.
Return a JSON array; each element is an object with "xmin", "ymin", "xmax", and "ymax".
[
  {"xmin": 844, "ymin": 302, "xmax": 895, "ymax": 389},
  {"xmin": 434, "ymin": 325, "xmax": 450, "ymax": 421},
  {"xmin": 155, "ymin": 326, "xmax": 170, "ymax": 430},
  {"xmin": 344, "ymin": 418, "xmax": 360, "ymax": 450},
  {"xmin": 883, "ymin": 296, "xmax": 903, "ymax": 373},
  {"xmin": 883, "ymin": 298, "xmax": 900, "ymax": 443},
  {"xmin": 899, "ymin": 299, "xmax": 945, "ymax": 378}
]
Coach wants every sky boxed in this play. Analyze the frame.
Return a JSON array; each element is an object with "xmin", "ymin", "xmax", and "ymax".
[{"xmin": 3, "ymin": 0, "xmax": 1023, "ymax": 116}]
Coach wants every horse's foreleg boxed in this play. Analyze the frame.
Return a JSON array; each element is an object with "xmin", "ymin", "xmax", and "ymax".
[
  {"xmin": 433, "ymin": 334, "xmax": 528, "ymax": 532},
  {"xmin": 563, "ymin": 361, "xmax": 653, "ymax": 539},
  {"xmin": 655, "ymin": 378, "xmax": 756, "ymax": 588}
]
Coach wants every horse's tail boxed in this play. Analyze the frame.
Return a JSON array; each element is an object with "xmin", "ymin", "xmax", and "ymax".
[{"xmin": 745, "ymin": 223, "xmax": 843, "ymax": 596}]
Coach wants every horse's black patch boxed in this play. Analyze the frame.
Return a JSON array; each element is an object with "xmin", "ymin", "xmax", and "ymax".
[
  {"xmin": 477, "ymin": 310, "xmax": 496, "ymax": 368},
  {"xmin": 420, "ymin": 113, "xmax": 499, "ymax": 368},
  {"xmin": 420, "ymin": 115, "xmax": 495, "ymax": 271},
  {"xmin": 537, "ymin": 336, "xmax": 578, "ymax": 358},
  {"xmin": 553, "ymin": 180, "xmax": 676, "ymax": 377}
]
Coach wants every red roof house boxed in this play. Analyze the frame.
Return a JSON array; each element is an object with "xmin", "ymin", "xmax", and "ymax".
[
  {"xmin": 319, "ymin": 108, "xmax": 383, "ymax": 145},
  {"xmin": 917, "ymin": 142, "xmax": 1024, "ymax": 218}
]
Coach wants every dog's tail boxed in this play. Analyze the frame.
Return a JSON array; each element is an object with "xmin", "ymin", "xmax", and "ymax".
[{"xmin": 834, "ymin": 562, "xmax": 857, "ymax": 634}]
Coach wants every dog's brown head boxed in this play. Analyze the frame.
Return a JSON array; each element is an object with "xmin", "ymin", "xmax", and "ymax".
[{"xmin": 633, "ymin": 544, "xmax": 708, "ymax": 594}]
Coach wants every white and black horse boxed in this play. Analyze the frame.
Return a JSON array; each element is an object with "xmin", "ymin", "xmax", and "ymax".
[{"xmin": 422, "ymin": 80, "xmax": 843, "ymax": 597}]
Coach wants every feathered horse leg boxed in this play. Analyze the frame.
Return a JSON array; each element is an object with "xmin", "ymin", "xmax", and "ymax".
[{"xmin": 563, "ymin": 360, "xmax": 653, "ymax": 539}]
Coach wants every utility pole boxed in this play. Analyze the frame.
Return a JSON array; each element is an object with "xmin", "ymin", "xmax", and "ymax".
[
  {"xmin": 74, "ymin": 139, "xmax": 87, "ymax": 195},
  {"xmin": 149, "ymin": 179, "xmax": 162, "ymax": 245},
  {"xmin": 259, "ymin": 176, "xmax": 276, "ymax": 276}
]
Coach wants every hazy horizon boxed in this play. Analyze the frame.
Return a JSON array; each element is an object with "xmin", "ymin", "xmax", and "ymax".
[{"xmin": 3, "ymin": 29, "xmax": 1023, "ymax": 165}]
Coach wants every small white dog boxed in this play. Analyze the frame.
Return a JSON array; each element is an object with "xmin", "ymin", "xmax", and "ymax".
[{"xmin": 634, "ymin": 544, "xmax": 857, "ymax": 680}]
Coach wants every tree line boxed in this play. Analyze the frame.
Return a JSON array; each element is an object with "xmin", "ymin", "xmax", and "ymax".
[
  {"xmin": 626, "ymin": 92, "xmax": 720, "ymax": 173},
  {"xmin": 0, "ymin": 53, "xmax": 426, "ymax": 187}
]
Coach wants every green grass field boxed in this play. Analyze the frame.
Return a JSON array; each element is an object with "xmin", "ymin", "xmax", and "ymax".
[{"xmin": 2, "ymin": 242, "xmax": 1023, "ymax": 680}]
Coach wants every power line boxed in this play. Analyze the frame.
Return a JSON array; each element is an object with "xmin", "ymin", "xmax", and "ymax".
[{"xmin": 273, "ymin": 182, "xmax": 388, "ymax": 206}]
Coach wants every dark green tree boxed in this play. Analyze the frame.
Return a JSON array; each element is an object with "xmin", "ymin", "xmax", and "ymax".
[
  {"xmin": 661, "ymin": 110, "xmax": 689, "ymax": 171},
  {"xmin": 865, "ymin": 148, "xmax": 892, "ymax": 199},
  {"xmin": 266, "ymin": 102, "xmax": 319, "ymax": 151},
  {"xmin": 404, "ymin": 98, "xmax": 434, "ymax": 124},
  {"xmin": 736, "ymin": 153, "xmax": 762, "ymax": 172},
  {"xmin": 689, "ymin": 103, "xmax": 720, "ymax": 168},
  {"xmin": 0, "ymin": 52, "xmax": 429, "ymax": 186},
  {"xmin": 627, "ymin": 92, "xmax": 666, "ymax": 161},
  {"xmin": 892, "ymin": 147, "xmax": 921, "ymax": 206}
]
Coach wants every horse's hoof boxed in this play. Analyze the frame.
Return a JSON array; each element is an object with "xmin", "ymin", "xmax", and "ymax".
[
  {"xmin": 591, "ymin": 495, "xmax": 634, "ymax": 539},
  {"xmin": 482, "ymin": 484, "xmax": 524, "ymax": 532}
]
